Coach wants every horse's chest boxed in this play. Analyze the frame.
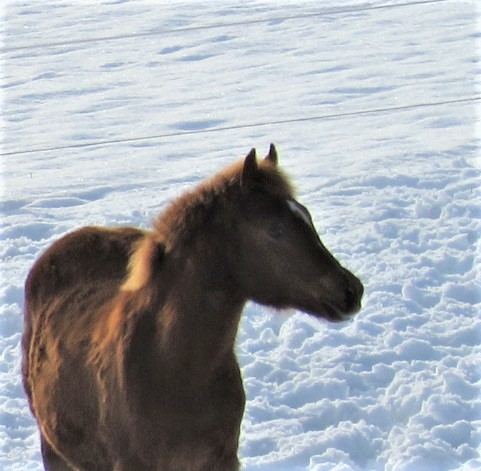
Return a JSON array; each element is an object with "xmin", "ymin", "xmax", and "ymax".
[
  {"xmin": 119, "ymin": 363, "xmax": 245, "ymax": 464},
  {"xmin": 149, "ymin": 364, "xmax": 245, "ymax": 429}
]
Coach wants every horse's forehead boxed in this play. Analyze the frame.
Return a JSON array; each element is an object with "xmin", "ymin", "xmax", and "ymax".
[{"xmin": 287, "ymin": 199, "xmax": 316, "ymax": 230}]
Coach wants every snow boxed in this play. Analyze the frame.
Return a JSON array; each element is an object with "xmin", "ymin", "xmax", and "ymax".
[{"xmin": 1, "ymin": 1, "xmax": 480, "ymax": 470}]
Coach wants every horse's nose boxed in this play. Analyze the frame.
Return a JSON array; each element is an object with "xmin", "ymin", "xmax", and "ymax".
[{"xmin": 345, "ymin": 273, "xmax": 364, "ymax": 313}]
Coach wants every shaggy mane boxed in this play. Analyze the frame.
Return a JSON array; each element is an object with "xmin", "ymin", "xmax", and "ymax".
[
  {"xmin": 153, "ymin": 157, "xmax": 295, "ymax": 252},
  {"xmin": 121, "ymin": 156, "xmax": 294, "ymax": 292},
  {"xmin": 121, "ymin": 234, "xmax": 163, "ymax": 293}
]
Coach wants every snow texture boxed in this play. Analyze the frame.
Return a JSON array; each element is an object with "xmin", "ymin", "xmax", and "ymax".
[{"xmin": 1, "ymin": 1, "xmax": 480, "ymax": 470}]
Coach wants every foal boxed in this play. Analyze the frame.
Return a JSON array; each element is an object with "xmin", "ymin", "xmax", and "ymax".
[{"xmin": 22, "ymin": 145, "xmax": 363, "ymax": 471}]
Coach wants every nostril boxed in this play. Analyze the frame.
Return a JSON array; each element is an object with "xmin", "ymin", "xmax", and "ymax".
[{"xmin": 345, "ymin": 287, "xmax": 356, "ymax": 310}]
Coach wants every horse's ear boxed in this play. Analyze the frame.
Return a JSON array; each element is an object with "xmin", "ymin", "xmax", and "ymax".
[
  {"xmin": 265, "ymin": 143, "xmax": 278, "ymax": 166},
  {"xmin": 242, "ymin": 148, "xmax": 258, "ymax": 185}
]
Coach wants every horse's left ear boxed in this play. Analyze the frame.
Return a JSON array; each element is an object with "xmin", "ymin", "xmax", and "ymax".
[
  {"xmin": 242, "ymin": 148, "xmax": 258, "ymax": 185},
  {"xmin": 265, "ymin": 143, "xmax": 278, "ymax": 166}
]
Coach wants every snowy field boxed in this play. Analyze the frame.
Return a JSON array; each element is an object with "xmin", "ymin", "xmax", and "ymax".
[{"xmin": 1, "ymin": 1, "xmax": 480, "ymax": 470}]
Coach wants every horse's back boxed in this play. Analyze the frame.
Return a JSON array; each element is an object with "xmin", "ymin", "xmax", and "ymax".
[{"xmin": 25, "ymin": 226, "xmax": 144, "ymax": 311}]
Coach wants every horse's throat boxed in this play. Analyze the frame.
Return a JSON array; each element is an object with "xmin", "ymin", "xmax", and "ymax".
[{"xmin": 162, "ymin": 289, "xmax": 244, "ymax": 365}]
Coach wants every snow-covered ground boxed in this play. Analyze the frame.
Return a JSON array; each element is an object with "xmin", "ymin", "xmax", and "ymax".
[{"xmin": 1, "ymin": 1, "xmax": 480, "ymax": 470}]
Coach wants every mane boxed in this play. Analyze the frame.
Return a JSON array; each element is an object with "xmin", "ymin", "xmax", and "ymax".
[
  {"xmin": 121, "ymin": 155, "xmax": 295, "ymax": 293},
  {"xmin": 153, "ymin": 157, "xmax": 295, "ymax": 252},
  {"xmin": 121, "ymin": 234, "xmax": 163, "ymax": 292}
]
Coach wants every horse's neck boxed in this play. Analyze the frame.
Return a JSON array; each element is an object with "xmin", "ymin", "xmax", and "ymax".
[
  {"xmin": 156, "ymin": 246, "xmax": 244, "ymax": 378},
  {"xmin": 112, "ymin": 233, "xmax": 244, "ymax": 411}
]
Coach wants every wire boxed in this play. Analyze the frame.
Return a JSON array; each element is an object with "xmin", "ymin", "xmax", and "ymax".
[
  {"xmin": 2, "ymin": 0, "xmax": 455, "ymax": 54},
  {"xmin": 2, "ymin": 0, "xmax": 470, "ymax": 158},
  {"xmin": 2, "ymin": 96, "xmax": 478, "ymax": 158}
]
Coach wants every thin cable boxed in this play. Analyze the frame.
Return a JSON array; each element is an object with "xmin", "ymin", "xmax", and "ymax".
[
  {"xmin": 2, "ymin": 0, "xmax": 455, "ymax": 54},
  {"xmin": 2, "ymin": 96, "xmax": 478, "ymax": 158}
]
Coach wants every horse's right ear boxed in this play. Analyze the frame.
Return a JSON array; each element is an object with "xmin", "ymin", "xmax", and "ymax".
[
  {"xmin": 242, "ymin": 148, "xmax": 258, "ymax": 186},
  {"xmin": 265, "ymin": 143, "xmax": 278, "ymax": 166}
]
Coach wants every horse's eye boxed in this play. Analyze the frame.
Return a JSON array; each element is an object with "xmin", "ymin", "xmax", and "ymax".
[{"xmin": 268, "ymin": 222, "xmax": 285, "ymax": 239}]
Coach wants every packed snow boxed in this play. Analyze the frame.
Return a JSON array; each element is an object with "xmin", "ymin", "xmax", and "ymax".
[{"xmin": 1, "ymin": 1, "xmax": 480, "ymax": 470}]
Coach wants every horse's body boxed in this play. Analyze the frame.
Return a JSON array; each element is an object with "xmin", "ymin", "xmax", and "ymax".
[{"xmin": 22, "ymin": 146, "xmax": 363, "ymax": 471}]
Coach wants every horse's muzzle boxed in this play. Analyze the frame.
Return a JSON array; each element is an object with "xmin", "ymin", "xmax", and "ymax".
[{"xmin": 344, "ymin": 272, "xmax": 364, "ymax": 315}]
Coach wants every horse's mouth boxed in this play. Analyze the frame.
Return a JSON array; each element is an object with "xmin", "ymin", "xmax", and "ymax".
[{"xmin": 319, "ymin": 301, "xmax": 358, "ymax": 323}]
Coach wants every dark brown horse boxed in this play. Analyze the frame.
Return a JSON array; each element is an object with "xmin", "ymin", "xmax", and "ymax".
[{"xmin": 22, "ymin": 145, "xmax": 363, "ymax": 471}]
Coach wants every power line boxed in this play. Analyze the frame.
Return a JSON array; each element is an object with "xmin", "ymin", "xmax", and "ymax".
[
  {"xmin": 2, "ymin": 96, "xmax": 478, "ymax": 158},
  {"xmin": 2, "ymin": 0, "xmax": 455, "ymax": 54}
]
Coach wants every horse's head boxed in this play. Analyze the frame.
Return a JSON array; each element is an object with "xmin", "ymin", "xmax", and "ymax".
[{"xmin": 234, "ymin": 145, "xmax": 363, "ymax": 322}]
